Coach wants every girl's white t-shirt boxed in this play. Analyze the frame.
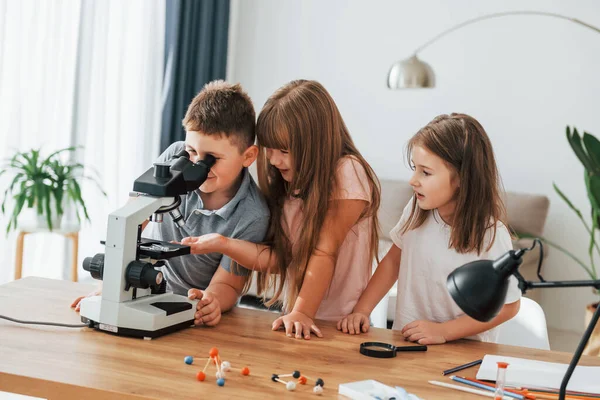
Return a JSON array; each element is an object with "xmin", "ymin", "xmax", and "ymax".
[{"xmin": 389, "ymin": 199, "xmax": 522, "ymax": 343}]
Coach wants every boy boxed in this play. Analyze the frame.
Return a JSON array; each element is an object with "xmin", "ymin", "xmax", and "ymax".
[{"xmin": 72, "ymin": 81, "xmax": 270, "ymax": 327}]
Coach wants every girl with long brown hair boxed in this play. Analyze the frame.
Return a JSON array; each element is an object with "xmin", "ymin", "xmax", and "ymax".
[
  {"xmin": 182, "ymin": 80, "xmax": 381, "ymax": 339},
  {"xmin": 338, "ymin": 113, "xmax": 521, "ymax": 344}
]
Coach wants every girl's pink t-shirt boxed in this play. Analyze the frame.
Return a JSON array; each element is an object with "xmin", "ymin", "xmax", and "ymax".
[{"xmin": 282, "ymin": 156, "xmax": 373, "ymax": 321}]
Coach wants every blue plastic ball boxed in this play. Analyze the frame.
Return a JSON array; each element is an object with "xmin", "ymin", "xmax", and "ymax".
[
  {"xmin": 217, "ymin": 378, "xmax": 225, "ymax": 386},
  {"xmin": 184, "ymin": 356, "xmax": 193, "ymax": 365}
]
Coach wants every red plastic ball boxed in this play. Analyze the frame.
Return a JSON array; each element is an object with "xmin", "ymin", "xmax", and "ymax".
[
  {"xmin": 196, "ymin": 371, "xmax": 206, "ymax": 381},
  {"xmin": 298, "ymin": 376, "xmax": 307, "ymax": 385},
  {"xmin": 209, "ymin": 347, "xmax": 219, "ymax": 358},
  {"xmin": 241, "ymin": 367, "xmax": 250, "ymax": 376}
]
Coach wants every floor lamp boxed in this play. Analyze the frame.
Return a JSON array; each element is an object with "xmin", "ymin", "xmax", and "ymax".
[{"xmin": 387, "ymin": 11, "xmax": 600, "ymax": 89}]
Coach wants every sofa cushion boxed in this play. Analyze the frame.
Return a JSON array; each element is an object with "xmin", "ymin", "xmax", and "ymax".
[
  {"xmin": 378, "ymin": 179, "xmax": 550, "ymax": 239},
  {"xmin": 503, "ymin": 193, "xmax": 550, "ymax": 237},
  {"xmin": 378, "ymin": 180, "xmax": 414, "ymax": 241}
]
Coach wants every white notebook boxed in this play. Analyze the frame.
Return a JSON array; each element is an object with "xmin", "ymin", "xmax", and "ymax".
[
  {"xmin": 338, "ymin": 380, "xmax": 422, "ymax": 400},
  {"xmin": 476, "ymin": 354, "xmax": 600, "ymax": 394}
]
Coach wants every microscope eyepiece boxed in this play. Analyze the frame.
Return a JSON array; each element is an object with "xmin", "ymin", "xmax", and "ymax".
[
  {"xmin": 199, "ymin": 154, "xmax": 216, "ymax": 169},
  {"xmin": 83, "ymin": 253, "xmax": 105, "ymax": 281}
]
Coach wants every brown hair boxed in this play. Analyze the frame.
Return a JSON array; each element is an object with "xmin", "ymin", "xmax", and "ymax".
[
  {"xmin": 255, "ymin": 80, "xmax": 381, "ymax": 313},
  {"xmin": 182, "ymin": 80, "xmax": 256, "ymax": 152},
  {"xmin": 402, "ymin": 113, "xmax": 507, "ymax": 254}
]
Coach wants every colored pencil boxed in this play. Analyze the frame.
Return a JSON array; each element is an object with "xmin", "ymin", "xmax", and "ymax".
[{"xmin": 442, "ymin": 359, "xmax": 483, "ymax": 376}]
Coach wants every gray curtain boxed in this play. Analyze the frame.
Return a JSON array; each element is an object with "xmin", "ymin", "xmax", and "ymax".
[{"xmin": 160, "ymin": 0, "xmax": 230, "ymax": 153}]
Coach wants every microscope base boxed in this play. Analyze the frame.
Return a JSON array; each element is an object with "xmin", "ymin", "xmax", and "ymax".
[{"xmin": 80, "ymin": 292, "xmax": 197, "ymax": 339}]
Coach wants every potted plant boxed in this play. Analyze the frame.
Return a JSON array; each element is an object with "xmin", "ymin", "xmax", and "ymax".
[
  {"xmin": 0, "ymin": 147, "xmax": 105, "ymax": 233},
  {"xmin": 521, "ymin": 127, "xmax": 600, "ymax": 356}
]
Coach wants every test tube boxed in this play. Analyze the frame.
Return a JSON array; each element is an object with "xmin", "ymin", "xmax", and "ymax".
[{"xmin": 494, "ymin": 361, "xmax": 509, "ymax": 400}]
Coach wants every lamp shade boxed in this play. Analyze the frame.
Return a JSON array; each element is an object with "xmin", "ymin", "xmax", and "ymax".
[
  {"xmin": 387, "ymin": 55, "xmax": 435, "ymax": 89},
  {"xmin": 447, "ymin": 251, "xmax": 523, "ymax": 322}
]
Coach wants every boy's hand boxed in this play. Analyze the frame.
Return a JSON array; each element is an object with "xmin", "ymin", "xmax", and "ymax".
[
  {"xmin": 272, "ymin": 310, "xmax": 323, "ymax": 340},
  {"xmin": 180, "ymin": 234, "xmax": 226, "ymax": 255},
  {"xmin": 188, "ymin": 288, "xmax": 222, "ymax": 326},
  {"xmin": 336, "ymin": 312, "xmax": 370, "ymax": 334},
  {"xmin": 70, "ymin": 289, "xmax": 102, "ymax": 312},
  {"xmin": 401, "ymin": 320, "xmax": 447, "ymax": 345}
]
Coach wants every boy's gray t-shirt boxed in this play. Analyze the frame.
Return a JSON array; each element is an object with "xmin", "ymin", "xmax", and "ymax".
[{"xmin": 143, "ymin": 141, "xmax": 270, "ymax": 295}]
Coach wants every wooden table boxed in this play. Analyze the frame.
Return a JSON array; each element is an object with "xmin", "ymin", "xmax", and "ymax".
[{"xmin": 1, "ymin": 277, "xmax": 599, "ymax": 399}]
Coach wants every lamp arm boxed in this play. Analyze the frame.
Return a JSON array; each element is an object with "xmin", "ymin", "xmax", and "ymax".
[
  {"xmin": 515, "ymin": 238, "xmax": 600, "ymax": 291},
  {"xmin": 414, "ymin": 11, "xmax": 600, "ymax": 55},
  {"xmin": 560, "ymin": 301, "xmax": 600, "ymax": 399},
  {"xmin": 512, "ymin": 275, "xmax": 600, "ymax": 399},
  {"xmin": 522, "ymin": 279, "xmax": 600, "ymax": 291}
]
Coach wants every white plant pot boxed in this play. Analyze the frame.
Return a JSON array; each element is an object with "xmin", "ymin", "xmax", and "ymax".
[
  {"xmin": 35, "ymin": 212, "xmax": 63, "ymax": 230},
  {"xmin": 18, "ymin": 195, "xmax": 65, "ymax": 231}
]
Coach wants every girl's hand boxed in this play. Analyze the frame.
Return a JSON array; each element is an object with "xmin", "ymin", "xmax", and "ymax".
[
  {"xmin": 180, "ymin": 234, "xmax": 226, "ymax": 255},
  {"xmin": 71, "ymin": 289, "xmax": 102, "ymax": 312},
  {"xmin": 401, "ymin": 320, "xmax": 447, "ymax": 345},
  {"xmin": 188, "ymin": 289, "xmax": 222, "ymax": 326},
  {"xmin": 272, "ymin": 311, "xmax": 323, "ymax": 340},
  {"xmin": 337, "ymin": 312, "xmax": 370, "ymax": 334}
]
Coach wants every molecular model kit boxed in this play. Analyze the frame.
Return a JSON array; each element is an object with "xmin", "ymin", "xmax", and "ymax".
[{"xmin": 183, "ymin": 347, "xmax": 325, "ymax": 395}]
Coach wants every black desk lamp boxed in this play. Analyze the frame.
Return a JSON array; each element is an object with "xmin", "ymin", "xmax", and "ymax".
[{"xmin": 447, "ymin": 239, "xmax": 600, "ymax": 400}]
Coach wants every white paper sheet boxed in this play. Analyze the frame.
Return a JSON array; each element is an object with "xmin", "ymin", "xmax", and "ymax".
[{"xmin": 476, "ymin": 354, "xmax": 600, "ymax": 394}]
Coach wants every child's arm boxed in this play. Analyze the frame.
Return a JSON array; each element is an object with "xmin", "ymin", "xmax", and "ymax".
[
  {"xmin": 337, "ymin": 244, "xmax": 402, "ymax": 334},
  {"xmin": 401, "ymin": 300, "xmax": 521, "ymax": 344},
  {"xmin": 272, "ymin": 199, "xmax": 368, "ymax": 339},
  {"xmin": 181, "ymin": 234, "xmax": 279, "ymax": 273},
  {"xmin": 187, "ymin": 267, "xmax": 246, "ymax": 326}
]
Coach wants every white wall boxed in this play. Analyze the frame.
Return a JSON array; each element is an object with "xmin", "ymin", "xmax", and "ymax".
[{"xmin": 228, "ymin": 0, "xmax": 600, "ymax": 334}]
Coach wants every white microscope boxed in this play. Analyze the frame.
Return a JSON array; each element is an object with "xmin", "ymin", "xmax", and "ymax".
[{"xmin": 79, "ymin": 150, "xmax": 215, "ymax": 339}]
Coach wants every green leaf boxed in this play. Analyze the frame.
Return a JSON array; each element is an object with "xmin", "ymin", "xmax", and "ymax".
[
  {"xmin": 34, "ymin": 182, "xmax": 44, "ymax": 215},
  {"xmin": 43, "ymin": 185, "xmax": 53, "ymax": 231},
  {"xmin": 82, "ymin": 176, "xmax": 107, "ymax": 197},
  {"xmin": 53, "ymin": 188, "xmax": 64, "ymax": 216},
  {"xmin": 567, "ymin": 127, "xmax": 598, "ymax": 173},
  {"xmin": 516, "ymin": 232, "xmax": 595, "ymax": 280},
  {"xmin": 83, "ymin": 164, "xmax": 102, "ymax": 180},
  {"xmin": 66, "ymin": 184, "xmax": 82, "ymax": 223},
  {"xmin": 553, "ymin": 183, "xmax": 584, "ymax": 218},
  {"xmin": 1, "ymin": 173, "xmax": 25, "ymax": 214},
  {"xmin": 70, "ymin": 180, "xmax": 90, "ymax": 221},
  {"xmin": 587, "ymin": 174, "xmax": 600, "ymax": 213},
  {"xmin": 591, "ymin": 209, "xmax": 599, "ymax": 280},
  {"xmin": 583, "ymin": 132, "xmax": 600, "ymax": 174},
  {"xmin": 9, "ymin": 192, "xmax": 27, "ymax": 234},
  {"xmin": 42, "ymin": 146, "xmax": 77, "ymax": 166}
]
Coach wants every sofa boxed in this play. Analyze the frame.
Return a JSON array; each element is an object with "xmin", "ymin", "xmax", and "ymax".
[{"xmin": 245, "ymin": 178, "xmax": 550, "ymax": 323}]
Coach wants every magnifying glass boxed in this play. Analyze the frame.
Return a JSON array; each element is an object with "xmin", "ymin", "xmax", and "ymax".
[{"xmin": 359, "ymin": 342, "xmax": 427, "ymax": 358}]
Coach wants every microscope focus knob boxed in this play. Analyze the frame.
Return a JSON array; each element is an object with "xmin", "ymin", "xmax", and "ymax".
[
  {"xmin": 153, "ymin": 162, "xmax": 171, "ymax": 179},
  {"xmin": 126, "ymin": 261, "xmax": 164, "ymax": 290}
]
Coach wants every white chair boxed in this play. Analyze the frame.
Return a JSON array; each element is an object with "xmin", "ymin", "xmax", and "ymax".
[{"xmin": 496, "ymin": 297, "xmax": 550, "ymax": 350}]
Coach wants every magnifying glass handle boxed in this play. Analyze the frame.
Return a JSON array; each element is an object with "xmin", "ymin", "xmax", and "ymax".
[{"xmin": 396, "ymin": 345, "xmax": 427, "ymax": 352}]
